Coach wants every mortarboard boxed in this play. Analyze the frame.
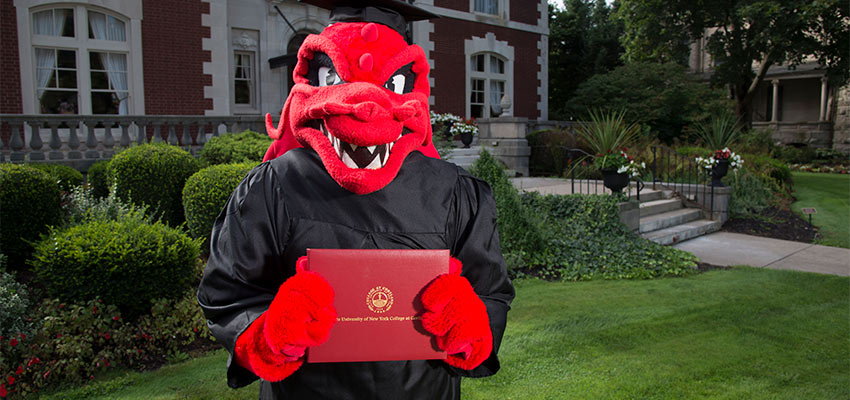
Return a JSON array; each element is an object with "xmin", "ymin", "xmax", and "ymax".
[{"xmin": 298, "ymin": 0, "xmax": 438, "ymax": 37}]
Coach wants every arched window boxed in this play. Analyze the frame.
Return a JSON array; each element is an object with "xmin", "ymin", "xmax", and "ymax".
[
  {"xmin": 469, "ymin": 52, "xmax": 507, "ymax": 118},
  {"xmin": 30, "ymin": 5, "xmax": 133, "ymax": 115}
]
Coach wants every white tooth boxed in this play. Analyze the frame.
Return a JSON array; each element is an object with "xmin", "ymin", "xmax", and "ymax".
[
  {"xmin": 365, "ymin": 155, "xmax": 382, "ymax": 169},
  {"xmin": 341, "ymin": 151, "xmax": 359, "ymax": 169},
  {"xmin": 350, "ymin": 144, "xmax": 359, "ymax": 151},
  {"xmin": 367, "ymin": 145, "xmax": 376, "ymax": 153},
  {"xmin": 382, "ymin": 148, "xmax": 390, "ymax": 166},
  {"xmin": 396, "ymin": 134, "xmax": 402, "ymax": 141}
]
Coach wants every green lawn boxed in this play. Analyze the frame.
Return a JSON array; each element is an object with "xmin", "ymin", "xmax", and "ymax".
[
  {"xmin": 791, "ymin": 172, "xmax": 850, "ymax": 248},
  {"xmin": 44, "ymin": 268, "xmax": 849, "ymax": 400}
]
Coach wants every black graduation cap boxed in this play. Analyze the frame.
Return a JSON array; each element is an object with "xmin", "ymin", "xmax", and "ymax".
[{"xmin": 298, "ymin": 0, "xmax": 438, "ymax": 37}]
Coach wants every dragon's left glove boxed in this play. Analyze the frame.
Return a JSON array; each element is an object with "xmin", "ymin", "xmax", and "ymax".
[{"xmin": 421, "ymin": 258, "xmax": 493, "ymax": 370}]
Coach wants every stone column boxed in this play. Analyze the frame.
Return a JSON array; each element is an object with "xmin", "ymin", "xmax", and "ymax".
[
  {"xmin": 771, "ymin": 79, "xmax": 780, "ymax": 122},
  {"xmin": 820, "ymin": 77, "xmax": 829, "ymax": 121}
]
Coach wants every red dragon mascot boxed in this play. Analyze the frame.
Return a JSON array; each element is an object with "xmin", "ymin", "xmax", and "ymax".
[{"xmin": 198, "ymin": 1, "xmax": 514, "ymax": 398}]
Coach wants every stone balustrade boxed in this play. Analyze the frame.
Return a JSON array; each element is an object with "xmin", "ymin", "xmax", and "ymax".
[{"xmin": 0, "ymin": 114, "xmax": 268, "ymax": 171}]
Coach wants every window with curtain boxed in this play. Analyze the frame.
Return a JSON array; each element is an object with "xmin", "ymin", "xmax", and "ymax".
[
  {"xmin": 31, "ymin": 6, "xmax": 131, "ymax": 115},
  {"xmin": 469, "ymin": 53, "xmax": 507, "ymax": 118},
  {"xmin": 474, "ymin": 0, "xmax": 499, "ymax": 15},
  {"xmin": 234, "ymin": 52, "xmax": 254, "ymax": 106}
]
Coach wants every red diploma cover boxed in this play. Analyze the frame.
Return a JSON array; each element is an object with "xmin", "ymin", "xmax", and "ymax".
[{"xmin": 303, "ymin": 248, "xmax": 449, "ymax": 363}]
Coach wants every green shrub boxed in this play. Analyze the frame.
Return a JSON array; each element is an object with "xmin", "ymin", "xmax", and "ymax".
[
  {"xmin": 30, "ymin": 214, "xmax": 201, "ymax": 318},
  {"xmin": 0, "ymin": 164, "xmax": 63, "ymax": 267},
  {"xmin": 182, "ymin": 162, "xmax": 254, "ymax": 248},
  {"xmin": 522, "ymin": 193, "xmax": 698, "ymax": 280},
  {"xmin": 26, "ymin": 163, "xmax": 84, "ymax": 192},
  {"xmin": 0, "ymin": 292, "xmax": 212, "ymax": 398},
  {"xmin": 0, "ymin": 255, "xmax": 35, "ymax": 338},
  {"xmin": 198, "ymin": 130, "xmax": 271, "ymax": 166},
  {"xmin": 468, "ymin": 149, "xmax": 697, "ymax": 280},
  {"xmin": 726, "ymin": 168, "xmax": 778, "ymax": 218},
  {"xmin": 107, "ymin": 143, "xmax": 201, "ymax": 227},
  {"xmin": 469, "ymin": 150, "xmax": 549, "ymax": 273},
  {"xmin": 739, "ymin": 152, "xmax": 791, "ymax": 189},
  {"xmin": 64, "ymin": 184, "xmax": 151, "ymax": 227},
  {"xmin": 86, "ymin": 160, "xmax": 111, "ymax": 199}
]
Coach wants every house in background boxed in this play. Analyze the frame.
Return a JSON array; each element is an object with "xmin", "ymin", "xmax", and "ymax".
[
  {"xmin": 0, "ymin": 0, "xmax": 549, "ymax": 167},
  {"xmin": 689, "ymin": 34, "xmax": 850, "ymax": 154}
]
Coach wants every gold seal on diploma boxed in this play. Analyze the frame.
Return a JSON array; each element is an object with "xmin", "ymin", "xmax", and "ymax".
[{"xmin": 366, "ymin": 286, "xmax": 394, "ymax": 313}]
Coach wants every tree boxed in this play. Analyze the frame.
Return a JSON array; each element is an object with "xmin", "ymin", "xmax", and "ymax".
[
  {"xmin": 566, "ymin": 62, "xmax": 732, "ymax": 143},
  {"xmin": 616, "ymin": 0, "xmax": 850, "ymax": 127},
  {"xmin": 549, "ymin": 1, "xmax": 624, "ymax": 120}
]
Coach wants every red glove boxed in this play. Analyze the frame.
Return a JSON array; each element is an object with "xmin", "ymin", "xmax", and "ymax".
[
  {"xmin": 234, "ymin": 257, "xmax": 336, "ymax": 382},
  {"xmin": 421, "ymin": 257, "xmax": 493, "ymax": 370}
]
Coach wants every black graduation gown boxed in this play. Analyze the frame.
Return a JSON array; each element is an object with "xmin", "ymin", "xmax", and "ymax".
[{"xmin": 197, "ymin": 148, "xmax": 514, "ymax": 400}]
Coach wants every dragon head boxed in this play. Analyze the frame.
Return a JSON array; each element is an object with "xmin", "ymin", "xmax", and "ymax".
[{"xmin": 263, "ymin": 20, "xmax": 437, "ymax": 194}]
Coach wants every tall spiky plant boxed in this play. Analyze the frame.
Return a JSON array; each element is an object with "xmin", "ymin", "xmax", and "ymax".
[
  {"xmin": 577, "ymin": 109, "xmax": 641, "ymax": 169},
  {"xmin": 693, "ymin": 113, "xmax": 741, "ymax": 150}
]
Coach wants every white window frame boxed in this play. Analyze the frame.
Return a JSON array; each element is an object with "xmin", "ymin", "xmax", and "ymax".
[
  {"xmin": 464, "ymin": 33, "xmax": 514, "ymax": 119},
  {"xmin": 230, "ymin": 28, "xmax": 260, "ymax": 114},
  {"xmin": 16, "ymin": 0, "xmax": 144, "ymax": 115},
  {"xmin": 469, "ymin": 53, "xmax": 507, "ymax": 119},
  {"xmin": 470, "ymin": 0, "xmax": 509, "ymax": 20}
]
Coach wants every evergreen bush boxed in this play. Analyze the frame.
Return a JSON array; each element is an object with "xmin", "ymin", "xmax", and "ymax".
[
  {"xmin": 0, "ymin": 164, "xmax": 63, "ymax": 267},
  {"xmin": 86, "ymin": 160, "xmax": 111, "ymax": 199},
  {"xmin": 182, "ymin": 162, "xmax": 254, "ymax": 248},
  {"xmin": 26, "ymin": 163, "xmax": 84, "ymax": 192},
  {"xmin": 30, "ymin": 214, "xmax": 201, "ymax": 318},
  {"xmin": 107, "ymin": 143, "xmax": 201, "ymax": 227},
  {"xmin": 198, "ymin": 130, "xmax": 271, "ymax": 166}
]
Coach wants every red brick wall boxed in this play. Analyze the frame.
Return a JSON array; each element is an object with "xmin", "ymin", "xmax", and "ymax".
[
  {"xmin": 142, "ymin": 0, "xmax": 211, "ymax": 114},
  {"xmin": 434, "ymin": 0, "xmax": 467, "ymax": 12},
  {"xmin": 430, "ymin": 18, "xmax": 541, "ymax": 119},
  {"xmin": 1, "ymin": 0, "xmax": 22, "ymax": 114},
  {"xmin": 511, "ymin": 1, "xmax": 539, "ymax": 25}
]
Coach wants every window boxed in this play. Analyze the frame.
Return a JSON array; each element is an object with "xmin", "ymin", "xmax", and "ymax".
[
  {"xmin": 30, "ymin": 6, "xmax": 132, "ymax": 115},
  {"xmin": 469, "ymin": 53, "xmax": 507, "ymax": 118},
  {"xmin": 234, "ymin": 52, "xmax": 254, "ymax": 106},
  {"xmin": 474, "ymin": 0, "xmax": 499, "ymax": 15}
]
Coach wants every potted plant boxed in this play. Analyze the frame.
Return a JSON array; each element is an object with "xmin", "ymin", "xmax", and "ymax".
[
  {"xmin": 576, "ymin": 109, "xmax": 641, "ymax": 193},
  {"xmin": 430, "ymin": 111, "xmax": 461, "ymax": 142},
  {"xmin": 692, "ymin": 113, "xmax": 743, "ymax": 186},
  {"xmin": 695, "ymin": 147, "xmax": 743, "ymax": 186},
  {"xmin": 450, "ymin": 118, "xmax": 478, "ymax": 148}
]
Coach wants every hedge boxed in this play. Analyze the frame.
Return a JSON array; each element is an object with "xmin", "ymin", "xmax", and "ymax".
[
  {"xmin": 0, "ymin": 164, "xmax": 63, "ymax": 267},
  {"xmin": 198, "ymin": 130, "xmax": 271, "ymax": 166},
  {"xmin": 182, "ymin": 162, "xmax": 255, "ymax": 248},
  {"xmin": 107, "ymin": 144, "xmax": 201, "ymax": 227},
  {"xmin": 86, "ymin": 160, "xmax": 111, "ymax": 199},
  {"xmin": 25, "ymin": 163, "xmax": 84, "ymax": 192}
]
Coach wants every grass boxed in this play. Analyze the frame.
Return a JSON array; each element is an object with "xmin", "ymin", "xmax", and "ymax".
[
  {"xmin": 43, "ymin": 268, "xmax": 848, "ymax": 400},
  {"xmin": 791, "ymin": 171, "xmax": 849, "ymax": 248}
]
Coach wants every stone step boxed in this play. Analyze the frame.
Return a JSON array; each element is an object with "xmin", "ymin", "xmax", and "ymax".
[
  {"xmin": 639, "ymin": 207, "xmax": 703, "ymax": 233},
  {"xmin": 640, "ymin": 219, "xmax": 722, "ymax": 245},
  {"xmin": 634, "ymin": 188, "xmax": 663, "ymax": 202},
  {"xmin": 639, "ymin": 198, "xmax": 683, "ymax": 217}
]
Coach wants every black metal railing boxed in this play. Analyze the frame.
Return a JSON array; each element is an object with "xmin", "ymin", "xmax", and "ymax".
[
  {"xmin": 649, "ymin": 145, "xmax": 721, "ymax": 220},
  {"xmin": 530, "ymin": 145, "xmax": 644, "ymax": 201}
]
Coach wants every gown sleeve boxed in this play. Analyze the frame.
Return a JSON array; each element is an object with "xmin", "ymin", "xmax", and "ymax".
[
  {"xmin": 197, "ymin": 162, "xmax": 291, "ymax": 388},
  {"xmin": 447, "ymin": 171, "xmax": 516, "ymax": 377}
]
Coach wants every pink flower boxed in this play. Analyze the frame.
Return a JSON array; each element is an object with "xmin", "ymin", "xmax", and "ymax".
[
  {"xmin": 14, "ymin": 367, "xmax": 22, "ymax": 376},
  {"xmin": 27, "ymin": 358, "xmax": 40, "ymax": 367},
  {"xmin": 104, "ymin": 333, "xmax": 111, "ymax": 340},
  {"xmin": 6, "ymin": 377, "xmax": 13, "ymax": 386},
  {"xmin": 8, "ymin": 339, "xmax": 17, "ymax": 347},
  {"xmin": 113, "ymin": 315, "xmax": 121, "ymax": 321},
  {"xmin": 0, "ymin": 383, "xmax": 7, "ymax": 397}
]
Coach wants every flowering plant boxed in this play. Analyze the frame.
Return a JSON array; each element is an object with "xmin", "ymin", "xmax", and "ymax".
[
  {"xmin": 594, "ymin": 148, "xmax": 645, "ymax": 178},
  {"xmin": 449, "ymin": 118, "xmax": 478, "ymax": 136},
  {"xmin": 430, "ymin": 111, "xmax": 462, "ymax": 126},
  {"xmin": 695, "ymin": 147, "xmax": 743, "ymax": 171}
]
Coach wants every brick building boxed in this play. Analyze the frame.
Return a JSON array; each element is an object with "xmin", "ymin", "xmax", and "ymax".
[{"xmin": 2, "ymin": 0, "xmax": 549, "ymax": 122}]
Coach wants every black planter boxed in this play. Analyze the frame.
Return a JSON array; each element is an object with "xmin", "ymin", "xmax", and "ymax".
[
  {"xmin": 460, "ymin": 132, "xmax": 474, "ymax": 148},
  {"xmin": 711, "ymin": 159, "xmax": 730, "ymax": 187},
  {"xmin": 601, "ymin": 169, "xmax": 629, "ymax": 193}
]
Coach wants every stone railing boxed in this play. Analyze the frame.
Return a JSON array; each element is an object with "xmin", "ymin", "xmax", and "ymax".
[{"xmin": 0, "ymin": 114, "xmax": 268, "ymax": 171}]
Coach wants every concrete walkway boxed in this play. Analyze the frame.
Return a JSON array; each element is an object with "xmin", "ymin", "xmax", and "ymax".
[{"xmin": 673, "ymin": 232, "xmax": 850, "ymax": 277}]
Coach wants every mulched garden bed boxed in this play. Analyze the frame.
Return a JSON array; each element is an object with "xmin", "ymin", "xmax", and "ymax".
[{"xmin": 721, "ymin": 206, "xmax": 818, "ymax": 244}]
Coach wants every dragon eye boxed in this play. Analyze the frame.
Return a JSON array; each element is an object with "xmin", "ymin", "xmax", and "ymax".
[
  {"xmin": 319, "ymin": 66, "xmax": 342, "ymax": 87},
  {"xmin": 383, "ymin": 63, "xmax": 415, "ymax": 94},
  {"xmin": 385, "ymin": 74, "xmax": 405, "ymax": 94}
]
